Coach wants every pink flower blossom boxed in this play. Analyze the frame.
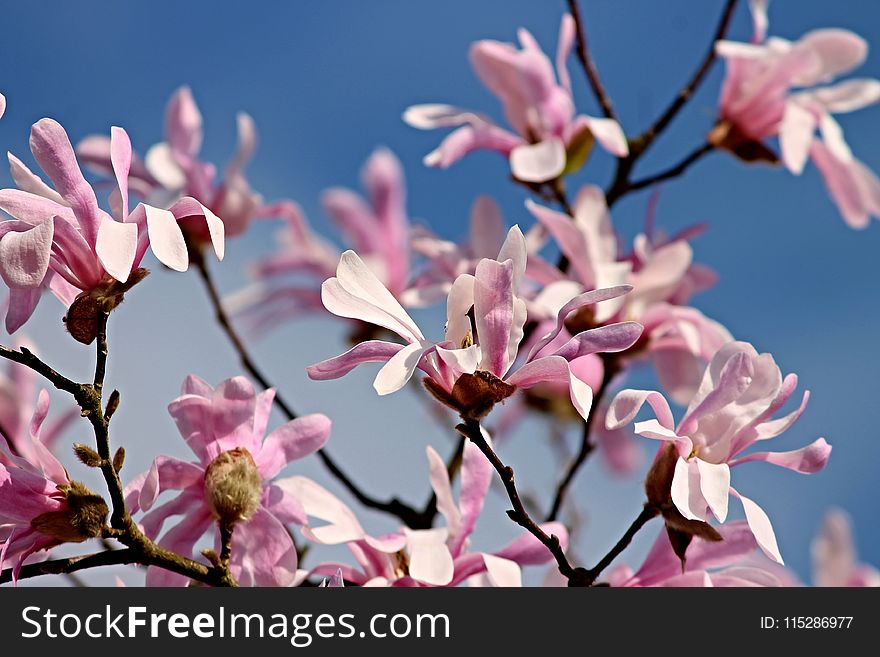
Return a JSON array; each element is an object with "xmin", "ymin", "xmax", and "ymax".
[
  {"xmin": 812, "ymin": 509, "xmax": 880, "ymax": 587},
  {"xmin": 527, "ymin": 186, "xmax": 730, "ymax": 404},
  {"xmin": 307, "ymin": 227, "xmax": 642, "ymax": 422},
  {"xmin": 78, "ymin": 86, "xmax": 264, "ymax": 241},
  {"xmin": 713, "ymin": 10, "xmax": 880, "ymax": 226},
  {"xmin": 609, "ymin": 521, "xmax": 785, "ymax": 587},
  {"xmin": 1, "ymin": 390, "xmax": 106, "ymax": 582},
  {"xmin": 404, "ymin": 15, "xmax": 627, "ymax": 183},
  {"xmin": 228, "ymin": 149, "xmax": 425, "ymax": 333},
  {"xmin": 0, "ymin": 118, "xmax": 223, "ymax": 337},
  {"xmin": 0, "ymin": 93, "xmax": 5, "ymax": 120},
  {"xmin": 123, "ymin": 375, "xmax": 331, "ymax": 586},
  {"xmin": 286, "ymin": 436, "xmax": 567, "ymax": 587},
  {"xmin": 0, "ymin": 343, "xmax": 77, "ymax": 464},
  {"xmin": 607, "ymin": 341, "xmax": 832, "ymax": 564}
]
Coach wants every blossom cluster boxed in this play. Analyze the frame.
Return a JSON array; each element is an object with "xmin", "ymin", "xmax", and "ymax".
[{"xmin": 0, "ymin": 0, "xmax": 877, "ymax": 588}]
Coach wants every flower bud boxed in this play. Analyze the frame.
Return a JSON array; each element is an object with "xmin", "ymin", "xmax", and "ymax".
[
  {"xmin": 203, "ymin": 447, "xmax": 262, "ymax": 526},
  {"xmin": 423, "ymin": 370, "xmax": 516, "ymax": 421},
  {"xmin": 30, "ymin": 481, "xmax": 108, "ymax": 543}
]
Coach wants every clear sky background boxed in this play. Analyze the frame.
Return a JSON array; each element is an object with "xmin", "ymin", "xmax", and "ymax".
[{"xmin": 1, "ymin": 0, "xmax": 878, "ymax": 586}]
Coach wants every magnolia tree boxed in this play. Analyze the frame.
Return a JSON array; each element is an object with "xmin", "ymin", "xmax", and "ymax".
[{"xmin": 1, "ymin": 0, "xmax": 878, "ymax": 588}]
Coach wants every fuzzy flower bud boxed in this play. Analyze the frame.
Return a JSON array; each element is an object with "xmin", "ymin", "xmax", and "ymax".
[{"xmin": 203, "ymin": 447, "xmax": 262, "ymax": 526}]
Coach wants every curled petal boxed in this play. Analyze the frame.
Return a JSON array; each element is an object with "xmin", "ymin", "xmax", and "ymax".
[{"xmin": 307, "ymin": 340, "xmax": 405, "ymax": 381}]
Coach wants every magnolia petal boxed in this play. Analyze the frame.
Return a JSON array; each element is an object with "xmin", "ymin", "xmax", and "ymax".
[
  {"xmin": 29, "ymin": 118, "xmax": 102, "ymax": 245},
  {"xmin": 730, "ymin": 437, "xmax": 831, "ymax": 473},
  {"xmin": 671, "ymin": 457, "xmax": 709, "ymax": 521},
  {"xmin": 307, "ymin": 340, "xmax": 405, "ymax": 381},
  {"xmin": 581, "ymin": 116, "xmax": 629, "ymax": 157},
  {"xmin": 109, "ymin": 126, "xmax": 132, "ymax": 220},
  {"xmin": 141, "ymin": 204, "xmax": 188, "ymax": 271},
  {"xmin": 5, "ymin": 287, "xmax": 41, "ymax": 333},
  {"xmin": 510, "ymin": 138, "xmax": 567, "ymax": 183},
  {"xmin": 426, "ymin": 446, "xmax": 461, "ymax": 538},
  {"xmin": 482, "ymin": 554, "xmax": 522, "ymax": 587},
  {"xmin": 696, "ymin": 459, "xmax": 731, "ymax": 523},
  {"xmin": 144, "ymin": 142, "xmax": 187, "ymax": 190},
  {"xmin": 404, "ymin": 528, "xmax": 454, "ymax": 586},
  {"xmin": 373, "ymin": 341, "xmax": 429, "ymax": 395},
  {"xmin": 257, "ymin": 413, "xmax": 332, "ymax": 479},
  {"xmin": 95, "ymin": 218, "xmax": 138, "ymax": 283},
  {"xmin": 779, "ymin": 101, "xmax": 816, "ymax": 175},
  {"xmin": 474, "ymin": 257, "xmax": 515, "ymax": 376},
  {"xmin": 607, "ymin": 389, "xmax": 676, "ymax": 430},
  {"xmin": 452, "ymin": 439, "xmax": 492, "ymax": 557},
  {"xmin": 0, "ymin": 219, "xmax": 54, "ymax": 289},
  {"xmin": 734, "ymin": 489, "xmax": 783, "ymax": 564}
]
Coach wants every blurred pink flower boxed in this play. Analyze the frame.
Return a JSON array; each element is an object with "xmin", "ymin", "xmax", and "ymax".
[
  {"xmin": 527, "ymin": 186, "xmax": 730, "ymax": 405},
  {"xmin": 713, "ymin": 10, "xmax": 880, "ymax": 226},
  {"xmin": 78, "ymin": 86, "xmax": 272, "ymax": 241},
  {"xmin": 307, "ymin": 228, "xmax": 641, "ymax": 421},
  {"xmin": 0, "ymin": 343, "xmax": 77, "ymax": 464},
  {"xmin": 812, "ymin": 509, "xmax": 880, "ymax": 587},
  {"xmin": 609, "ymin": 521, "xmax": 785, "ymax": 587},
  {"xmin": 607, "ymin": 341, "xmax": 832, "ymax": 564},
  {"xmin": 0, "ymin": 119, "xmax": 222, "ymax": 337},
  {"xmin": 228, "ymin": 149, "xmax": 425, "ymax": 333},
  {"xmin": 1, "ymin": 390, "xmax": 106, "ymax": 582},
  {"xmin": 288, "ymin": 437, "xmax": 567, "ymax": 587},
  {"xmin": 404, "ymin": 15, "xmax": 627, "ymax": 183},
  {"xmin": 124, "ymin": 375, "xmax": 331, "ymax": 586}
]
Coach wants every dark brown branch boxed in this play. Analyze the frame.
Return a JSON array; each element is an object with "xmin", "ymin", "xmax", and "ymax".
[
  {"xmin": 1, "ymin": 548, "xmax": 140, "ymax": 584},
  {"xmin": 566, "ymin": 0, "xmax": 618, "ymax": 121},
  {"xmin": 620, "ymin": 142, "xmax": 715, "ymax": 199},
  {"xmin": 191, "ymin": 249, "xmax": 429, "ymax": 528},
  {"xmin": 604, "ymin": 0, "xmax": 738, "ymax": 208},
  {"xmin": 584, "ymin": 503, "xmax": 659, "ymax": 585},
  {"xmin": 1, "ymin": 322, "xmax": 238, "ymax": 587},
  {"xmin": 637, "ymin": 0, "xmax": 739, "ymax": 153},
  {"xmin": 457, "ymin": 418, "xmax": 589, "ymax": 584}
]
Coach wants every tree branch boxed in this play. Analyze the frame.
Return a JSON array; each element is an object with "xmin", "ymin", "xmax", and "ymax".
[
  {"xmin": 191, "ymin": 249, "xmax": 429, "ymax": 528},
  {"xmin": 619, "ymin": 142, "xmax": 715, "ymax": 200},
  {"xmin": 604, "ymin": 0, "xmax": 738, "ymax": 208},
  {"xmin": 457, "ymin": 418, "xmax": 588, "ymax": 584},
  {"xmin": 566, "ymin": 0, "xmax": 618, "ymax": 121},
  {"xmin": 637, "ymin": 0, "xmax": 738, "ymax": 153},
  {"xmin": 584, "ymin": 503, "xmax": 659, "ymax": 585}
]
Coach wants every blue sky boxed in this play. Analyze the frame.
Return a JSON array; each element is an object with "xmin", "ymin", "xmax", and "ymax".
[{"xmin": 2, "ymin": 0, "xmax": 879, "ymax": 585}]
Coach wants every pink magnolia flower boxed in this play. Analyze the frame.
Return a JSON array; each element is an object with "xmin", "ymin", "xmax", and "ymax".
[
  {"xmin": 1, "ymin": 390, "xmax": 107, "ymax": 582},
  {"xmin": 608, "ymin": 521, "xmax": 784, "ymax": 587},
  {"xmin": 812, "ymin": 509, "xmax": 880, "ymax": 587},
  {"xmin": 607, "ymin": 341, "xmax": 832, "ymax": 564},
  {"xmin": 78, "ymin": 86, "xmax": 265, "ymax": 241},
  {"xmin": 404, "ymin": 14, "xmax": 627, "ymax": 183},
  {"xmin": 0, "ymin": 118, "xmax": 223, "ymax": 337},
  {"xmin": 307, "ymin": 227, "xmax": 642, "ymax": 422},
  {"xmin": 0, "ymin": 93, "xmax": 5, "ymax": 120},
  {"xmin": 0, "ymin": 344, "xmax": 77, "ymax": 463},
  {"xmin": 123, "ymin": 375, "xmax": 331, "ymax": 586},
  {"xmin": 527, "ymin": 186, "xmax": 730, "ymax": 404},
  {"xmin": 285, "ymin": 437, "xmax": 568, "ymax": 587},
  {"xmin": 713, "ymin": 12, "xmax": 880, "ymax": 226},
  {"xmin": 228, "ymin": 149, "xmax": 424, "ymax": 334}
]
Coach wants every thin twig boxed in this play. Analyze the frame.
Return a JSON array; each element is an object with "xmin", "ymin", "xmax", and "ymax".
[
  {"xmin": 457, "ymin": 418, "xmax": 586, "ymax": 584},
  {"xmin": 566, "ymin": 0, "xmax": 618, "ymax": 121},
  {"xmin": 191, "ymin": 250, "xmax": 429, "ymax": 528},
  {"xmin": 622, "ymin": 142, "xmax": 715, "ymax": 198},
  {"xmin": 584, "ymin": 504, "xmax": 659, "ymax": 584},
  {"xmin": 604, "ymin": 0, "xmax": 738, "ymax": 208},
  {"xmin": 638, "ymin": 0, "xmax": 739, "ymax": 152}
]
